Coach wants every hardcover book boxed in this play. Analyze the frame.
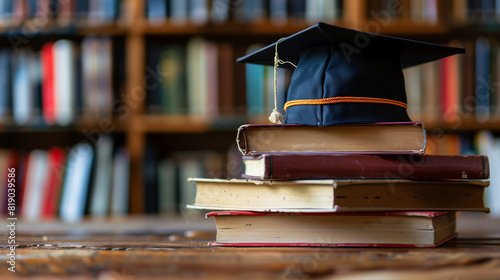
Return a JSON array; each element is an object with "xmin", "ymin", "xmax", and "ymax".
[
  {"xmin": 242, "ymin": 153, "xmax": 489, "ymax": 180},
  {"xmin": 236, "ymin": 122, "xmax": 426, "ymax": 155},
  {"xmin": 188, "ymin": 178, "xmax": 490, "ymax": 212},
  {"xmin": 208, "ymin": 211, "xmax": 457, "ymax": 247}
]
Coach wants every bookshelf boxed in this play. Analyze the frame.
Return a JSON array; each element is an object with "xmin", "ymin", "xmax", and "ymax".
[{"xmin": 1, "ymin": 0, "xmax": 500, "ymax": 219}]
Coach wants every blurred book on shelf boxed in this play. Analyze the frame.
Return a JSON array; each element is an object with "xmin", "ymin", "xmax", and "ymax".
[
  {"xmin": 404, "ymin": 37, "xmax": 500, "ymax": 125},
  {"xmin": 144, "ymin": 0, "xmax": 343, "ymax": 25},
  {"xmin": 0, "ymin": 138, "xmax": 130, "ymax": 222},
  {"xmin": 366, "ymin": 0, "xmax": 439, "ymax": 24},
  {"xmin": 143, "ymin": 148, "xmax": 230, "ymax": 215},
  {"xmin": 0, "ymin": 36, "xmax": 119, "ymax": 127},
  {"xmin": 145, "ymin": 37, "xmax": 246, "ymax": 119},
  {"xmin": 0, "ymin": 0, "xmax": 125, "ymax": 28}
]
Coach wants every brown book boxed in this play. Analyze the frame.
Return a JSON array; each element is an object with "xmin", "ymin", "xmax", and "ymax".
[
  {"xmin": 217, "ymin": 42, "xmax": 235, "ymax": 115},
  {"xmin": 58, "ymin": 0, "xmax": 75, "ymax": 25},
  {"xmin": 188, "ymin": 178, "xmax": 490, "ymax": 212},
  {"xmin": 462, "ymin": 39, "xmax": 476, "ymax": 116},
  {"xmin": 242, "ymin": 153, "xmax": 489, "ymax": 180},
  {"xmin": 208, "ymin": 211, "xmax": 457, "ymax": 248},
  {"xmin": 233, "ymin": 45, "xmax": 248, "ymax": 114},
  {"xmin": 236, "ymin": 122, "xmax": 426, "ymax": 155}
]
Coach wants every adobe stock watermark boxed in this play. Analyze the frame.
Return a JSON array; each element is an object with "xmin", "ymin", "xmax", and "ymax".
[{"xmin": 6, "ymin": 167, "xmax": 17, "ymax": 273}]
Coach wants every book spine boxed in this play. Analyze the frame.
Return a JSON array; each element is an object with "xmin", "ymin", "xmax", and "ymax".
[
  {"xmin": 54, "ymin": 39, "xmax": 77, "ymax": 126},
  {"xmin": 41, "ymin": 43, "xmax": 56, "ymax": 125}
]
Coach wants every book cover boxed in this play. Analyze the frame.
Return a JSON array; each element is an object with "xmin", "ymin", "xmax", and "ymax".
[
  {"xmin": 217, "ymin": 42, "xmax": 235, "ymax": 115},
  {"xmin": 245, "ymin": 44, "xmax": 265, "ymax": 118},
  {"xmin": 54, "ymin": 39, "xmax": 76, "ymax": 126},
  {"xmin": 0, "ymin": 49, "xmax": 11, "ymax": 120},
  {"xmin": 146, "ymin": 0, "xmax": 167, "ymax": 24},
  {"xmin": 1, "ymin": 152, "xmax": 17, "ymax": 214},
  {"xmin": 41, "ymin": 42, "xmax": 56, "ymax": 125},
  {"xmin": 81, "ymin": 36, "xmax": 98, "ymax": 118},
  {"xmin": 475, "ymin": 36, "xmax": 490, "ymax": 121},
  {"xmin": 160, "ymin": 45, "xmax": 188, "ymax": 114},
  {"xmin": 96, "ymin": 37, "xmax": 113, "ymax": 118},
  {"xmin": 57, "ymin": 0, "xmax": 74, "ymax": 25},
  {"xmin": 41, "ymin": 147, "xmax": 66, "ymax": 220},
  {"xmin": 0, "ymin": 150, "xmax": 9, "ymax": 215},
  {"xmin": 12, "ymin": 48, "xmax": 35, "ymax": 125},
  {"xmin": 89, "ymin": 136, "xmax": 113, "ymax": 216},
  {"xmin": 207, "ymin": 211, "xmax": 457, "ymax": 247},
  {"xmin": 21, "ymin": 150, "xmax": 49, "ymax": 221},
  {"xmin": 145, "ymin": 42, "xmax": 162, "ymax": 113},
  {"xmin": 236, "ymin": 122, "xmax": 426, "ymax": 155},
  {"xmin": 187, "ymin": 37, "xmax": 209, "ymax": 117},
  {"xmin": 189, "ymin": 0, "xmax": 209, "ymax": 25},
  {"xmin": 59, "ymin": 143, "xmax": 94, "ymax": 223},
  {"xmin": 158, "ymin": 158, "xmax": 177, "ymax": 214},
  {"xmin": 270, "ymin": 0, "xmax": 288, "ymax": 22},
  {"xmin": 403, "ymin": 63, "xmax": 422, "ymax": 118},
  {"xmin": 440, "ymin": 47, "xmax": 460, "ymax": 123},
  {"xmin": 242, "ymin": 153, "xmax": 489, "ymax": 180},
  {"xmin": 111, "ymin": 147, "xmax": 130, "ymax": 216},
  {"xmin": 421, "ymin": 61, "xmax": 441, "ymax": 121},
  {"xmin": 170, "ymin": 0, "xmax": 188, "ymax": 24}
]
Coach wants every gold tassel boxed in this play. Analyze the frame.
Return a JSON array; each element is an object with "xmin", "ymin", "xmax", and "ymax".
[{"xmin": 268, "ymin": 38, "xmax": 296, "ymax": 124}]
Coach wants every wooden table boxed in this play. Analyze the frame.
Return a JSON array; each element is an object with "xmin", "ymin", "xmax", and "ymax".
[{"xmin": 1, "ymin": 213, "xmax": 500, "ymax": 280}]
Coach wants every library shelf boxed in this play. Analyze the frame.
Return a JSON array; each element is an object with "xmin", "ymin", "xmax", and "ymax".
[{"xmin": 3, "ymin": 0, "xmax": 500, "ymax": 217}]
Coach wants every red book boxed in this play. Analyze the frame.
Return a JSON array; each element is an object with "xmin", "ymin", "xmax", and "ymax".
[
  {"xmin": 2, "ymin": 152, "xmax": 18, "ymax": 215},
  {"xmin": 236, "ymin": 122, "xmax": 427, "ymax": 155},
  {"xmin": 41, "ymin": 147, "xmax": 66, "ymax": 220},
  {"xmin": 242, "ymin": 153, "xmax": 489, "ymax": 180},
  {"xmin": 440, "ymin": 53, "xmax": 459, "ymax": 122},
  {"xmin": 41, "ymin": 43, "xmax": 56, "ymax": 125},
  {"xmin": 207, "ymin": 211, "xmax": 457, "ymax": 248}
]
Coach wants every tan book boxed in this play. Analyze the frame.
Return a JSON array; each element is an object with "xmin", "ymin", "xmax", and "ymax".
[
  {"xmin": 236, "ymin": 122, "xmax": 426, "ymax": 155},
  {"xmin": 208, "ymin": 211, "xmax": 457, "ymax": 248},
  {"xmin": 188, "ymin": 178, "xmax": 490, "ymax": 213}
]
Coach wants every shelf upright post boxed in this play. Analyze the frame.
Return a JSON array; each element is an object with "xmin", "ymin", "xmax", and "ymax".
[
  {"xmin": 343, "ymin": 0, "xmax": 367, "ymax": 29},
  {"xmin": 125, "ymin": 0, "xmax": 146, "ymax": 213}
]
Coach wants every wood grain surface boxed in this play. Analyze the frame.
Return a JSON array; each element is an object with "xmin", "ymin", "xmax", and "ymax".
[{"xmin": 0, "ymin": 213, "xmax": 499, "ymax": 279}]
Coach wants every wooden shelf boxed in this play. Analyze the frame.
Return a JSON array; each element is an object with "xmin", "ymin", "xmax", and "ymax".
[
  {"xmin": 419, "ymin": 117, "xmax": 500, "ymax": 132},
  {"xmin": 0, "ymin": 117, "xmax": 128, "ymax": 133},
  {"xmin": 132, "ymin": 115, "xmax": 247, "ymax": 133},
  {"xmin": 76, "ymin": 23, "xmax": 129, "ymax": 35},
  {"xmin": 0, "ymin": 21, "xmax": 129, "ymax": 36},
  {"xmin": 358, "ymin": 19, "xmax": 451, "ymax": 35},
  {"xmin": 134, "ymin": 115, "xmax": 212, "ymax": 133},
  {"xmin": 138, "ymin": 20, "xmax": 346, "ymax": 36}
]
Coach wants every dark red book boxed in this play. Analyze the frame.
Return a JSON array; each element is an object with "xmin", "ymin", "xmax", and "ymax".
[
  {"xmin": 207, "ymin": 211, "xmax": 457, "ymax": 248},
  {"xmin": 242, "ymin": 153, "xmax": 489, "ymax": 180},
  {"xmin": 41, "ymin": 147, "xmax": 66, "ymax": 220}
]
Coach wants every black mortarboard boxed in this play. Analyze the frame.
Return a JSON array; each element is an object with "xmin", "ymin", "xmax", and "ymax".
[{"xmin": 237, "ymin": 22, "xmax": 465, "ymax": 126}]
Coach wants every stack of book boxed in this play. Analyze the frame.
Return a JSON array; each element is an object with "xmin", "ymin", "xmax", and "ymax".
[{"xmin": 189, "ymin": 121, "xmax": 490, "ymax": 247}]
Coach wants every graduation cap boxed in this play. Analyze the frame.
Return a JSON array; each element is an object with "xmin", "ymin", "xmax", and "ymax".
[{"xmin": 237, "ymin": 22, "xmax": 465, "ymax": 126}]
